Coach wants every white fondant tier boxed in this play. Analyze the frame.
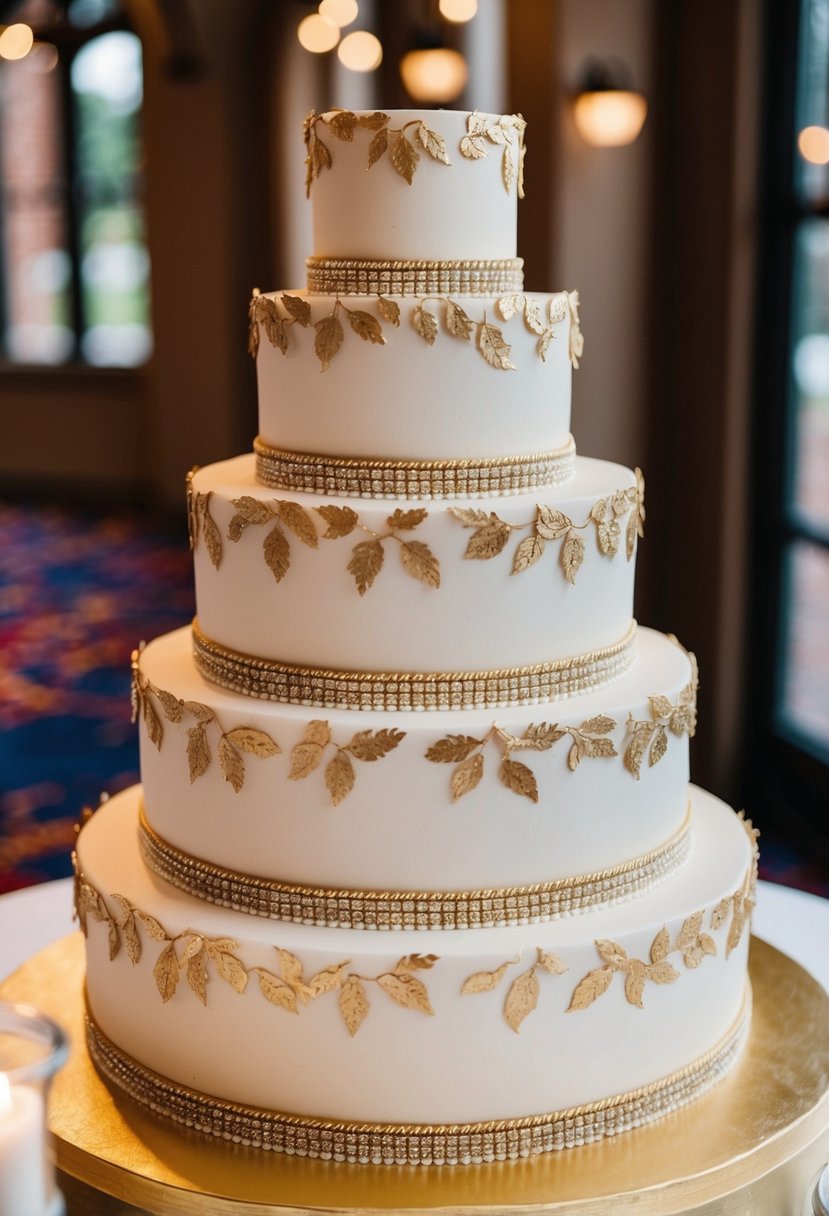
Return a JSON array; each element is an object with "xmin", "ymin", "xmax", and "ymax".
[
  {"xmin": 307, "ymin": 110, "xmax": 521, "ymax": 262},
  {"xmin": 136, "ymin": 626, "xmax": 692, "ymax": 897},
  {"xmin": 253, "ymin": 290, "xmax": 574, "ymax": 465},
  {"xmin": 189, "ymin": 455, "xmax": 638, "ymax": 677},
  {"xmin": 76, "ymin": 785, "xmax": 754, "ymax": 1127}
]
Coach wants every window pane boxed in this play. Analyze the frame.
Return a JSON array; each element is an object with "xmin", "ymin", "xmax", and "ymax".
[
  {"xmin": 71, "ymin": 30, "xmax": 152, "ymax": 366},
  {"xmin": 779, "ymin": 539, "xmax": 829, "ymax": 756},
  {"xmin": 0, "ymin": 49, "xmax": 74, "ymax": 363},
  {"xmin": 790, "ymin": 219, "xmax": 829, "ymax": 531},
  {"xmin": 795, "ymin": 0, "xmax": 829, "ymax": 204}
]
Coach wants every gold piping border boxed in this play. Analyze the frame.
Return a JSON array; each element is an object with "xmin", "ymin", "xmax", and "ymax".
[
  {"xmin": 253, "ymin": 435, "xmax": 576, "ymax": 499},
  {"xmin": 305, "ymin": 256, "xmax": 524, "ymax": 296},
  {"xmin": 86, "ymin": 991, "xmax": 750, "ymax": 1165},
  {"xmin": 191, "ymin": 619, "xmax": 637, "ymax": 712},
  {"xmin": 138, "ymin": 802, "xmax": 692, "ymax": 930}
]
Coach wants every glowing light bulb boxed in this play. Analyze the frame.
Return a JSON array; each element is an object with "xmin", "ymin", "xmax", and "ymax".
[
  {"xmin": 400, "ymin": 47, "xmax": 468, "ymax": 103},
  {"xmin": 439, "ymin": 0, "xmax": 478, "ymax": 22},
  {"xmin": 798, "ymin": 125, "xmax": 829, "ymax": 166},
  {"xmin": 297, "ymin": 13, "xmax": 339, "ymax": 54},
  {"xmin": 337, "ymin": 30, "xmax": 382, "ymax": 72},
  {"xmin": 319, "ymin": 0, "xmax": 358, "ymax": 28},
  {"xmin": 0, "ymin": 23, "xmax": 34, "ymax": 60},
  {"xmin": 573, "ymin": 90, "xmax": 647, "ymax": 147}
]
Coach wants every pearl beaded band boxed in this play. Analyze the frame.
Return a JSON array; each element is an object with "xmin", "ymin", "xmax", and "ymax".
[
  {"xmin": 86, "ymin": 994, "xmax": 749, "ymax": 1165},
  {"xmin": 305, "ymin": 257, "xmax": 524, "ymax": 297},
  {"xmin": 138, "ymin": 803, "xmax": 692, "ymax": 930},
  {"xmin": 253, "ymin": 435, "xmax": 577, "ymax": 499},
  {"xmin": 192, "ymin": 619, "xmax": 637, "ymax": 711}
]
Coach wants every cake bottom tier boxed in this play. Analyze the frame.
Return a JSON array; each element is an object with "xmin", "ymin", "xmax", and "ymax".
[{"xmin": 75, "ymin": 786, "xmax": 757, "ymax": 1162}]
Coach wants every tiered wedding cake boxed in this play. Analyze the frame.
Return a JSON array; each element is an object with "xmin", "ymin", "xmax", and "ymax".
[{"xmin": 74, "ymin": 109, "xmax": 758, "ymax": 1166}]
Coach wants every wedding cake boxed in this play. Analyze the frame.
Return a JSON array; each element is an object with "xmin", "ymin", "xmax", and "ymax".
[{"xmin": 73, "ymin": 109, "xmax": 758, "ymax": 1167}]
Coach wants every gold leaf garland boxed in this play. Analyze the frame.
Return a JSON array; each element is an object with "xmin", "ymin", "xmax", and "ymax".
[
  {"xmin": 449, "ymin": 470, "xmax": 644, "ymax": 585},
  {"xmin": 459, "ymin": 110, "xmax": 527, "ymax": 197},
  {"xmin": 75, "ymin": 864, "xmax": 437, "ymax": 1035},
  {"xmin": 624, "ymin": 636, "xmax": 698, "ymax": 779},
  {"xmin": 185, "ymin": 469, "xmax": 222, "ymax": 570},
  {"xmin": 288, "ymin": 719, "xmax": 405, "ymax": 807},
  {"xmin": 131, "ymin": 648, "xmax": 280, "ymax": 792},
  {"xmin": 304, "ymin": 110, "xmax": 451, "ymax": 196}
]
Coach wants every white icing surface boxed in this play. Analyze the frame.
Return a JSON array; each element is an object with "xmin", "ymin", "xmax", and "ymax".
[
  {"xmin": 255, "ymin": 290, "xmax": 573, "ymax": 463},
  {"xmin": 78, "ymin": 786, "xmax": 753, "ymax": 1124},
  {"xmin": 309, "ymin": 110, "xmax": 519, "ymax": 261},
  {"xmin": 139, "ymin": 626, "xmax": 691, "ymax": 891},
  {"xmin": 191, "ymin": 455, "xmax": 637, "ymax": 672}
]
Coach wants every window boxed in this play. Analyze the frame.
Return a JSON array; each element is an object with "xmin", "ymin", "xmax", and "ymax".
[{"xmin": 0, "ymin": 0, "xmax": 151, "ymax": 366}]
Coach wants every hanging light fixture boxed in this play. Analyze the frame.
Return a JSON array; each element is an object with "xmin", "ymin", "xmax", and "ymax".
[
  {"xmin": 572, "ymin": 59, "xmax": 647, "ymax": 148},
  {"xmin": 297, "ymin": 12, "xmax": 340, "ymax": 53},
  {"xmin": 400, "ymin": 33, "xmax": 468, "ymax": 104},
  {"xmin": 338, "ymin": 29, "xmax": 382, "ymax": 72},
  {"xmin": 0, "ymin": 23, "xmax": 34, "ymax": 60}
]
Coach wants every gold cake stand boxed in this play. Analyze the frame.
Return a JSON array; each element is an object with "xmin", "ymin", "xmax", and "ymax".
[{"xmin": 1, "ymin": 934, "xmax": 827, "ymax": 1216}]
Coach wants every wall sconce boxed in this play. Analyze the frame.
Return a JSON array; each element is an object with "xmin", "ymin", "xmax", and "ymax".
[
  {"xmin": 573, "ymin": 59, "xmax": 647, "ymax": 148},
  {"xmin": 400, "ymin": 35, "xmax": 468, "ymax": 104}
]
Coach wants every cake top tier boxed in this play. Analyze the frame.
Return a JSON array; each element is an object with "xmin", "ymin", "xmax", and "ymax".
[{"xmin": 305, "ymin": 108, "xmax": 525, "ymax": 263}]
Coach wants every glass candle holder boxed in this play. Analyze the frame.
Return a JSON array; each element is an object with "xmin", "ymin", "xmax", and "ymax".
[{"xmin": 0, "ymin": 1001, "xmax": 68, "ymax": 1216}]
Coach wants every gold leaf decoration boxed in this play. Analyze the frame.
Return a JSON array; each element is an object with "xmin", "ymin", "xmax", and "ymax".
[
  {"xmin": 347, "ymin": 728, "xmax": 405, "ymax": 762},
  {"xmin": 187, "ymin": 726, "xmax": 211, "ymax": 784},
  {"xmin": 650, "ymin": 926, "xmax": 671, "ymax": 963},
  {"xmin": 649, "ymin": 725, "xmax": 668, "ymax": 767},
  {"xmin": 377, "ymin": 972, "xmax": 433, "ymax": 1015},
  {"xmin": 504, "ymin": 966, "xmax": 540, "ymax": 1033},
  {"xmin": 523, "ymin": 297, "xmax": 546, "ymax": 336},
  {"xmin": 624, "ymin": 959, "xmax": 647, "ymax": 1008},
  {"xmin": 388, "ymin": 507, "xmax": 428, "ymax": 530},
  {"xmin": 377, "ymin": 296, "xmax": 400, "ymax": 326},
  {"xmin": 451, "ymin": 752, "xmax": 484, "ymax": 801},
  {"xmin": 445, "ymin": 299, "xmax": 474, "ymax": 340},
  {"xmin": 325, "ymin": 750, "xmax": 355, "ymax": 807},
  {"xmin": 359, "ymin": 111, "xmax": 391, "ymax": 130},
  {"xmin": 281, "ymin": 293, "xmax": 312, "ymax": 326},
  {"xmin": 210, "ymin": 945, "xmax": 249, "ymax": 994},
  {"xmin": 390, "ymin": 130, "xmax": 419, "ymax": 183},
  {"xmin": 328, "ymin": 110, "xmax": 357, "ymax": 141},
  {"xmin": 627, "ymin": 467, "xmax": 646, "ymax": 560},
  {"xmin": 400, "ymin": 539, "xmax": 441, "ymax": 588},
  {"xmin": 502, "ymin": 144, "xmax": 514, "ymax": 193},
  {"xmin": 315, "ymin": 504, "xmax": 359, "ymax": 538},
  {"xmin": 192, "ymin": 491, "xmax": 222, "ymax": 570},
  {"xmin": 460, "ymin": 133, "xmax": 487, "ymax": 159},
  {"xmin": 255, "ymin": 970, "xmax": 299, "ymax": 1013},
  {"xmin": 497, "ymin": 292, "xmax": 525, "ymax": 321},
  {"xmin": 536, "ymin": 505, "xmax": 572, "ymax": 540},
  {"xmin": 142, "ymin": 695, "xmax": 163, "ymax": 750},
  {"xmin": 339, "ymin": 975, "xmax": 370, "ymax": 1037},
  {"xmin": 537, "ymin": 949, "xmax": 568, "ymax": 976},
  {"xmin": 348, "ymin": 309, "xmax": 385, "ymax": 345},
  {"xmin": 186, "ymin": 947, "xmax": 208, "ymax": 1006},
  {"xmin": 425, "ymin": 735, "xmax": 483, "ymax": 763},
  {"xmin": 225, "ymin": 728, "xmax": 281, "ymax": 759},
  {"xmin": 263, "ymin": 521, "xmax": 291, "ymax": 583},
  {"xmin": 246, "ymin": 290, "xmax": 261, "ymax": 358},
  {"xmin": 500, "ymin": 756, "xmax": 539, "ymax": 803},
  {"xmin": 568, "ymin": 967, "xmax": 613, "ymax": 1011},
  {"xmin": 275, "ymin": 501, "xmax": 316, "ymax": 550},
  {"xmin": 289, "ymin": 722, "xmax": 329, "ymax": 780},
  {"xmin": 624, "ymin": 720, "xmax": 654, "ymax": 781},
  {"xmin": 218, "ymin": 735, "xmax": 244, "ymax": 793},
  {"xmin": 156, "ymin": 688, "xmax": 183, "ymax": 723},
  {"xmin": 153, "ymin": 943, "xmax": 179, "ymax": 1003},
  {"xmin": 567, "ymin": 289, "xmax": 585, "ymax": 368},
  {"xmin": 512, "ymin": 533, "xmax": 546, "ymax": 573},
  {"xmin": 136, "ymin": 910, "xmax": 167, "ymax": 943},
  {"xmin": 314, "ymin": 311, "xmax": 344, "ymax": 371},
  {"xmin": 367, "ymin": 127, "xmax": 389, "ymax": 169},
  {"xmin": 461, "ymin": 962, "xmax": 511, "ymax": 994},
  {"xmin": 479, "ymin": 319, "xmax": 516, "ymax": 370},
  {"xmin": 395, "ymin": 952, "xmax": 439, "ymax": 973},
  {"xmin": 417, "ymin": 121, "xmax": 450, "ymax": 164},
  {"xmin": 308, "ymin": 961, "xmax": 351, "ymax": 998},
  {"xmin": 457, "ymin": 513, "xmax": 513, "ymax": 560},
  {"xmin": 348, "ymin": 537, "xmax": 384, "ymax": 595},
  {"xmin": 561, "ymin": 529, "xmax": 585, "ymax": 584},
  {"xmin": 413, "ymin": 304, "xmax": 439, "ymax": 345}
]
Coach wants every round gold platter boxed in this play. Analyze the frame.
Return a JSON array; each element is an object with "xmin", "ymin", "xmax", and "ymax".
[{"xmin": 1, "ymin": 934, "xmax": 827, "ymax": 1216}]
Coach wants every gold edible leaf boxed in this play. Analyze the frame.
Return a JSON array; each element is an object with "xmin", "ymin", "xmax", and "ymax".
[
  {"xmin": 537, "ymin": 327, "xmax": 556, "ymax": 362},
  {"xmin": 497, "ymin": 292, "xmax": 525, "ymax": 322},
  {"xmin": 395, "ymin": 953, "xmax": 439, "ymax": 973},
  {"xmin": 142, "ymin": 695, "xmax": 163, "ymax": 750},
  {"xmin": 328, "ymin": 110, "xmax": 357, "ymax": 141},
  {"xmin": 523, "ymin": 297, "xmax": 546, "ymax": 336},
  {"xmin": 463, "ymin": 517, "xmax": 512, "ymax": 560},
  {"xmin": 155, "ymin": 688, "xmax": 183, "ymax": 724},
  {"xmin": 254, "ymin": 969, "xmax": 298, "ymax": 1013},
  {"xmin": 624, "ymin": 720, "xmax": 654, "ymax": 780},
  {"xmin": 560, "ymin": 529, "xmax": 585, "ymax": 584},
  {"xmin": 677, "ymin": 912, "xmax": 704, "ymax": 950},
  {"xmin": 347, "ymin": 727, "xmax": 405, "ymax": 762},
  {"xmin": 597, "ymin": 519, "xmax": 621, "ymax": 557},
  {"xmin": 646, "ymin": 959, "xmax": 680, "ymax": 985},
  {"xmin": 281, "ymin": 293, "xmax": 311, "ymax": 326},
  {"xmin": 624, "ymin": 959, "xmax": 647, "ymax": 1008},
  {"xmin": 247, "ymin": 292, "xmax": 260, "ymax": 358},
  {"xmin": 462, "ymin": 961, "xmax": 511, "ymax": 994},
  {"xmin": 650, "ymin": 926, "xmax": 671, "ymax": 963},
  {"xmin": 726, "ymin": 894, "xmax": 747, "ymax": 958},
  {"xmin": 596, "ymin": 939, "xmax": 629, "ymax": 969},
  {"xmin": 228, "ymin": 495, "xmax": 273, "ymax": 540},
  {"xmin": 388, "ymin": 507, "xmax": 427, "ymax": 530},
  {"xmin": 537, "ymin": 949, "xmax": 568, "ymax": 975},
  {"xmin": 710, "ymin": 898, "xmax": 731, "ymax": 931},
  {"xmin": 567, "ymin": 966, "xmax": 613, "ymax": 1012},
  {"xmin": 581, "ymin": 715, "xmax": 616, "ymax": 736},
  {"xmin": 316, "ymin": 504, "xmax": 359, "ymax": 538},
  {"xmin": 201, "ymin": 500, "xmax": 223, "ymax": 571},
  {"xmin": 339, "ymin": 975, "xmax": 370, "ymax": 1037},
  {"xmin": 460, "ymin": 133, "xmax": 487, "ymax": 159},
  {"xmin": 122, "ymin": 911, "xmax": 141, "ymax": 964},
  {"xmin": 451, "ymin": 752, "xmax": 484, "ymax": 801},
  {"xmin": 400, "ymin": 539, "xmax": 441, "ymax": 588},
  {"xmin": 179, "ymin": 933, "xmax": 204, "ymax": 965},
  {"xmin": 312, "ymin": 135, "xmax": 332, "ymax": 178},
  {"xmin": 218, "ymin": 735, "xmax": 245, "ymax": 793},
  {"xmin": 367, "ymin": 127, "xmax": 389, "ymax": 168},
  {"xmin": 256, "ymin": 297, "xmax": 289, "ymax": 356},
  {"xmin": 649, "ymin": 724, "xmax": 668, "ymax": 767},
  {"xmin": 263, "ymin": 521, "xmax": 290, "ymax": 583},
  {"xmin": 348, "ymin": 537, "xmax": 384, "ymax": 595},
  {"xmin": 314, "ymin": 312, "xmax": 344, "ymax": 371},
  {"xmin": 535, "ymin": 505, "xmax": 572, "ymax": 540},
  {"xmin": 277, "ymin": 500, "xmax": 318, "ymax": 549},
  {"xmin": 307, "ymin": 961, "xmax": 350, "ymax": 999},
  {"xmin": 417, "ymin": 121, "xmax": 450, "ymax": 164},
  {"xmin": 445, "ymin": 299, "xmax": 474, "ymax": 340},
  {"xmin": 626, "ymin": 512, "xmax": 639, "ymax": 562},
  {"xmin": 187, "ymin": 726, "xmax": 211, "ymax": 784},
  {"xmin": 182, "ymin": 699, "xmax": 213, "ymax": 725},
  {"xmin": 289, "ymin": 721, "xmax": 330, "ymax": 779},
  {"xmin": 500, "ymin": 756, "xmax": 539, "ymax": 803},
  {"xmin": 136, "ymin": 909, "xmax": 168, "ymax": 942},
  {"xmin": 649, "ymin": 694, "xmax": 674, "ymax": 720},
  {"xmin": 107, "ymin": 917, "xmax": 119, "ymax": 961},
  {"xmin": 348, "ymin": 309, "xmax": 385, "ymax": 345},
  {"xmin": 504, "ymin": 966, "xmax": 540, "ymax": 1033},
  {"xmin": 275, "ymin": 947, "xmax": 305, "ymax": 989},
  {"xmin": 358, "ymin": 110, "xmax": 390, "ymax": 130},
  {"xmin": 549, "ymin": 294, "xmax": 568, "ymax": 325},
  {"xmin": 153, "ymin": 942, "xmax": 179, "ymax": 1003},
  {"xmin": 326, "ymin": 749, "xmax": 355, "ymax": 806},
  {"xmin": 479, "ymin": 320, "xmax": 516, "ymax": 371},
  {"xmin": 413, "ymin": 304, "xmax": 438, "ymax": 345},
  {"xmin": 390, "ymin": 130, "xmax": 419, "ymax": 184},
  {"xmin": 377, "ymin": 972, "xmax": 433, "ymax": 1015},
  {"xmin": 485, "ymin": 122, "xmax": 509, "ymax": 145},
  {"xmin": 212, "ymin": 947, "xmax": 249, "ymax": 994},
  {"xmin": 576, "ymin": 736, "xmax": 617, "ymax": 765},
  {"xmin": 502, "ymin": 144, "xmax": 515, "ymax": 193},
  {"xmin": 512, "ymin": 533, "xmax": 546, "ymax": 573},
  {"xmin": 186, "ymin": 947, "xmax": 208, "ymax": 1006},
  {"xmin": 377, "ymin": 296, "xmax": 400, "ymax": 326},
  {"xmin": 519, "ymin": 722, "xmax": 567, "ymax": 750},
  {"xmin": 425, "ymin": 734, "xmax": 483, "ymax": 763},
  {"xmin": 225, "ymin": 727, "xmax": 280, "ymax": 758}
]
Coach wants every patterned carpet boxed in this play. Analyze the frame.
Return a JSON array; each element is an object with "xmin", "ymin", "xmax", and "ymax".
[{"xmin": 1, "ymin": 500, "xmax": 827, "ymax": 898}]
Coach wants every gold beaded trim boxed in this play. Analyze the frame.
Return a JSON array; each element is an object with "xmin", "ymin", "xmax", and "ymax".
[
  {"xmin": 305, "ymin": 256, "xmax": 524, "ymax": 297},
  {"xmin": 138, "ymin": 803, "xmax": 692, "ymax": 930},
  {"xmin": 86, "ymin": 993, "xmax": 750, "ymax": 1165},
  {"xmin": 192, "ymin": 619, "xmax": 637, "ymax": 711},
  {"xmin": 253, "ymin": 435, "xmax": 576, "ymax": 499}
]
